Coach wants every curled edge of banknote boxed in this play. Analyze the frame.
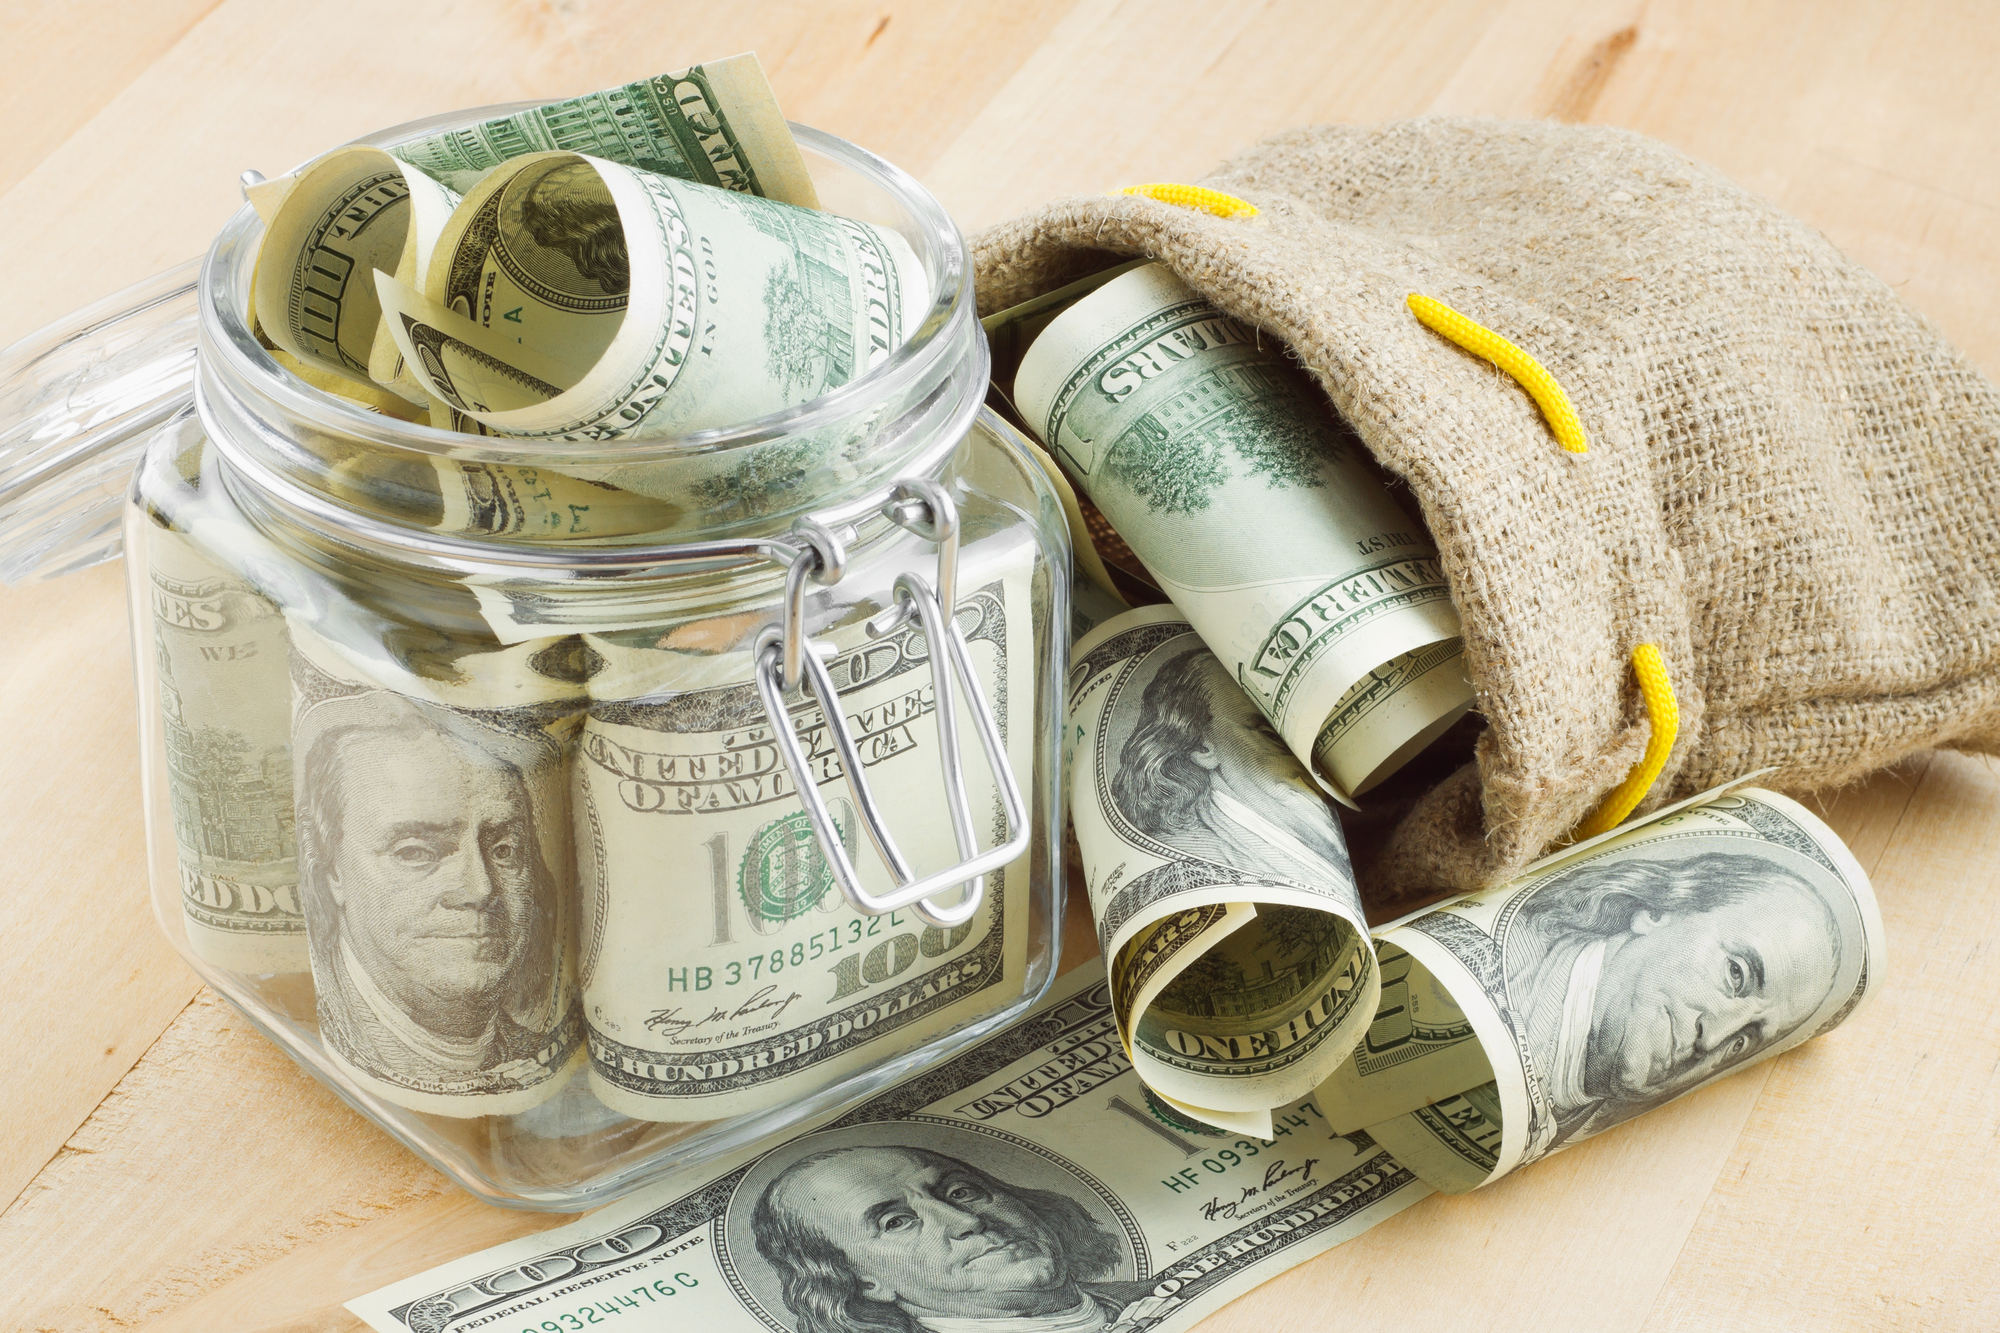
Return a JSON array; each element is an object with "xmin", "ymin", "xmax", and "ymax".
[{"xmin": 1328, "ymin": 783, "xmax": 1887, "ymax": 1193}]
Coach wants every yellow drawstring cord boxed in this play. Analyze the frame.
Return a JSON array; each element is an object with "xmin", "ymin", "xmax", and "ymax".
[
  {"xmin": 1406, "ymin": 293, "xmax": 1589, "ymax": 455},
  {"xmin": 1119, "ymin": 183, "xmax": 1260, "ymax": 220},
  {"xmin": 1572, "ymin": 644, "xmax": 1678, "ymax": 840}
]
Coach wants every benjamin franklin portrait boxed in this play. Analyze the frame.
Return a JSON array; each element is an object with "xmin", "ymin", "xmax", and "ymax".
[
  {"xmin": 512, "ymin": 159, "xmax": 630, "ymax": 298},
  {"xmin": 1501, "ymin": 849, "xmax": 1846, "ymax": 1149},
  {"xmin": 296, "ymin": 690, "xmax": 564, "ymax": 1091},
  {"xmin": 1110, "ymin": 639, "xmax": 1353, "ymax": 891},
  {"xmin": 729, "ymin": 1124, "xmax": 1157, "ymax": 1333}
]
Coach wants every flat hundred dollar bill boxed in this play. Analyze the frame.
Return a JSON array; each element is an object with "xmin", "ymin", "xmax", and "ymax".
[{"xmin": 347, "ymin": 960, "xmax": 1431, "ymax": 1333}]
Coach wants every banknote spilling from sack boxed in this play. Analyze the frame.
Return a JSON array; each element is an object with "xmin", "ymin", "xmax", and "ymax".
[
  {"xmin": 981, "ymin": 260, "xmax": 1888, "ymax": 1166},
  {"xmin": 1065, "ymin": 608, "xmax": 1884, "ymax": 1172},
  {"xmin": 345, "ymin": 770, "xmax": 1884, "ymax": 1333}
]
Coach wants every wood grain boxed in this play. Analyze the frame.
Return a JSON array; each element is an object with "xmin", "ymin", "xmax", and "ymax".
[
  {"xmin": 0, "ymin": 2, "xmax": 1997, "ymax": 1330},
  {"xmin": 1643, "ymin": 753, "xmax": 2000, "ymax": 1332},
  {"xmin": 0, "ymin": 0, "xmax": 225, "ymax": 201},
  {"xmin": 0, "ymin": 990, "xmax": 452, "ymax": 1331},
  {"xmin": 927, "ymin": 0, "xmax": 1511, "ymax": 231},
  {"xmin": 0, "ymin": 562, "xmax": 199, "ymax": 1223}
]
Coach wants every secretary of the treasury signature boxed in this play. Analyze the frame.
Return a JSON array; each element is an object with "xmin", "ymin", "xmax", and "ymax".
[
  {"xmin": 1198, "ymin": 1157, "xmax": 1321, "ymax": 1221},
  {"xmin": 646, "ymin": 985, "xmax": 805, "ymax": 1038}
]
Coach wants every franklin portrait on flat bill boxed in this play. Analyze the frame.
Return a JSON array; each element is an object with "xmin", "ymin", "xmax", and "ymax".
[{"xmin": 729, "ymin": 1122, "xmax": 1160, "ymax": 1333}]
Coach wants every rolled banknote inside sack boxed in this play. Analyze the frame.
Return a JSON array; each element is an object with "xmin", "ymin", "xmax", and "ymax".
[
  {"xmin": 568, "ymin": 527, "xmax": 1040, "ymax": 1122},
  {"xmin": 136, "ymin": 421, "xmax": 307, "ymax": 974},
  {"xmin": 1068, "ymin": 605, "xmax": 1378, "ymax": 1138},
  {"xmin": 289, "ymin": 615, "xmax": 589, "ymax": 1117},
  {"xmin": 1322, "ymin": 786, "xmax": 1886, "ymax": 1193},
  {"xmin": 1012, "ymin": 262, "xmax": 1473, "ymax": 802}
]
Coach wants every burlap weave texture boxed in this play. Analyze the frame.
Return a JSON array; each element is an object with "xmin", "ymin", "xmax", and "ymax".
[{"xmin": 973, "ymin": 118, "xmax": 2000, "ymax": 901}]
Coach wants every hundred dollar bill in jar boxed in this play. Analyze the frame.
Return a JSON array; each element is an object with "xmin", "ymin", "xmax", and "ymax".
[
  {"xmin": 135, "ymin": 425, "xmax": 305, "ymax": 974},
  {"xmin": 288, "ymin": 618, "xmax": 589, "ymax": 1117},
  {"xmin": 572, "ymin": 531, "xmax": 1037, "ymax": 1121},
  {"xmin": 84, "ymin": 95, "xmax": 1066, "ymax": 1208}
]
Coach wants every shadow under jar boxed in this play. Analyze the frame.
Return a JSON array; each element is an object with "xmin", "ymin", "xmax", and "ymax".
[{"xmin": 117, "ymin": 109, "xmax": 1069, "ymax": 1210}]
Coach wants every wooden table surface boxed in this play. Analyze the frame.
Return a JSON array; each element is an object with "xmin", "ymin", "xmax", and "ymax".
[{"xmin": 6, "ymin": 2, "xmax": 2000, "ymax": 1329}]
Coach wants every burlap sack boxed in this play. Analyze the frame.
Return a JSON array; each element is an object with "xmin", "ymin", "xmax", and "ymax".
[{"xmin": 974, "ymin": 118, "xmax": 2000, "ymax": 903}]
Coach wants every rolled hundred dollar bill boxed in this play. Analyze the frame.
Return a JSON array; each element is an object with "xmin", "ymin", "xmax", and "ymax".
[
  {"xmin": 347, "ymin": 961, "xmax": 1431, "ymax": 1333},
  {"xmin": 375, "ymin": 149, "xmax": 927, "ymax": 444},
  {"xmin": 145, "ymin": 518, "xmax": 305, "ymax": 974},
  {"xmin": 1323, "ymin": 786, "xmax": 1886, "ymax": 1192},
  {"xmin": 290, "ymin": 620, "xmax": 586, "ymax": 1116},
  {"xmin": 1068, "ymin": 606, "xmax": 1379, "ymax": 1137},
  {"xmin": 251, "ymin": 143, "xmax": 462, "ymax": 394},
  {"xmin": 1015, "ymin": 262, "xmax": 1472, "ymax": 801},
  {"xmin": 571, "ymin": 536, "xmax": 1038, "ymax": 1121},
  {"xmin": 250, "ymin": 53, "xmax": 814, "ymax": 403}
]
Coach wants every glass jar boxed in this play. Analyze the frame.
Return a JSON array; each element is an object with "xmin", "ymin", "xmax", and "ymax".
[{"xmin": 6, "ymin": 107, "xmax": 1069, "ymax": 1210}]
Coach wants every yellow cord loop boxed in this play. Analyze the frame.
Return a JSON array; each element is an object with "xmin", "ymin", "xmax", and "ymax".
[
  {"xmin": 1406, "ymin": 293, "xmax": 1589, "ymax": 455},
  {"xmin": 1119, "ymin": 183, "xmax": 1260, "ymax": 220},
  {"xmin": 1573, "ymin": 644, "xmax": 1679, "ymax": 841}
]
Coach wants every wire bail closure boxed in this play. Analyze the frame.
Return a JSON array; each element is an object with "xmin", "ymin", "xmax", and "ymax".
[{"xmin": 752, "ymin": 478, "xmax": 1028, "ymax": 928}]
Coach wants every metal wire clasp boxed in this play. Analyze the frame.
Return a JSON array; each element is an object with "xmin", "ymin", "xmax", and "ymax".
[{"xmin": 751, "ymin": 479, "xmax": 1028, "ymax": 929}]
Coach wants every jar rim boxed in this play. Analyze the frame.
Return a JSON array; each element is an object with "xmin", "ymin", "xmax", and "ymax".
[{"xmin": 197, "ymin": 109, "xmax": 976, "ymax": 470}]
